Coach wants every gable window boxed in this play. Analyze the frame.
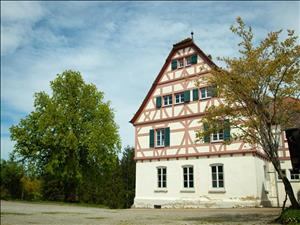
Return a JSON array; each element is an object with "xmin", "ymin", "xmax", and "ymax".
[
  {"xmin": 178, "ymin": 58, "xmax": 184, "ymax": 68},
  {"xmin": 183, "ymin": 166, "xmax": 194, "ymax": 188},
  {"xmin": 175, "ymin": 92, "xmax": 185, "ymax": 104},
  {"xmin": 290, "ymin": 169, "xmax": 300, "ymax": 180},
  {"xmin": 186, "ymin": 56, "xmax": 192, "ymax": 66},
  {"xmin": 156, "ymin": 129, "xmax": 165, "ymax": 147},
  {"xmin": 157, "ymin": 167, "xmax": 167, "ymax": 188},
  {"xmin": 211, "ymin": 164, "xmax": 224, "ymax": 188},
  {"xmin": 211, "ymin": 130, "xmax": 224, "ymax": 142},
  {"xmin": 163, "ymin": 95, "xmax": 172, "ymax": 106}
]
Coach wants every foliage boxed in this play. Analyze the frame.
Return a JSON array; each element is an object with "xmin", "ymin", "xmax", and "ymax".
[
  {"xmin": 280, "ymin": 208, "xmax": 300, "ymax": 224},
  {"xmin": 120, "ymin": 146, "xmax": 136, "ymax": 208},
  {"xmin": 0, "ymin": 159, "xmax": 24, "ymax": 199},
  {"xmin": 10, "ymin": 70, "xmax": 121, "ymax": 201},
  {"xmin": 20, "ymin": 176, "xmax": 42, "ymax": 200},
  {"xmin": 196, "ymin": 17, "xmax": 300, "ymax": 208}
]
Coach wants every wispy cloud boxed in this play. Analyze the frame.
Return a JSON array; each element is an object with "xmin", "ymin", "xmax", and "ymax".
[{"xmin": 1, "ymin": 1, "xmax": 299, "ymax": 159}]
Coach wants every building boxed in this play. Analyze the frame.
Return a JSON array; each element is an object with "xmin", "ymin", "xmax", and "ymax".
[{"xmin": 130, "ymin": 38, "xmax": 300, "ymax": 208}]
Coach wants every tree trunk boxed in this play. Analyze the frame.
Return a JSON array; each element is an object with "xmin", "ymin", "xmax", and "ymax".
[
  {"xmin": 281, "ymin": 176, "xmax": 300, "ymax": 209},
  {"xmin": 272, "ymin": 159, "xmax": 300, "ymax": 209}
]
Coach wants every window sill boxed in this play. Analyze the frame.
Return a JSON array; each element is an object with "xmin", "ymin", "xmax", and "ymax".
[
  {"xmin": 155, "ymin": 146, "xmax": 165, "ymax": 149},
  {"xmin": 162, "ymin": 105, "xmax": 172, "ymax": 108},
  {"xmin": 208, "ymin": 189, "xmax": 226, "ymax": 193},
  {"xmin": 154, "ymin": 189, "xmax": 168, "ymax": 193},
  {"xmin": 210, "ymin": 140, "xmax": 224, "ymax": 144},
  {"xmin": 199, "ymin": 97, "xmax": 212, "ymax": 101},
  {"xmin": 180, "ymin": 189, "xmax": 195, "ymax": 193}
]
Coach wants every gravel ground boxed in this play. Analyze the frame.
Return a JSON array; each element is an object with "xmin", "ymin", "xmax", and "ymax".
[{"xmin": 1, "ymin": 200, "xmax": 281, "ymax": 225}]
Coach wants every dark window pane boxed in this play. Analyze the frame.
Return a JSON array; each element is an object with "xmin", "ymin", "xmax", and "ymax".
[
  {"xmin": 184, "ymin": 167, "xmax": 187, "ymax": 174},
  {"xmin": 212, "ymin": 173, "xmax": 217, "ymax": 180},
  {"xmin": 212, "ymin": 166, "xmax": 216, "ymax": 172},
  {"xmin": 184, "ymin": 174, "xmax": 188, "ymax": 180},
  {"xmin": 163, "ymin": 168, "xmax": 166, "ymax": 175},
  {"xmin": 189, "ymin": 174, "xmax": 193, "ymax": 181},
  {"xmin": 219, "ymin": 181, "xmax": 224, "ymax": 187},
  {"xmin": 158, "ymin": 182, "xmax": 161, "ymax": 188},
  {"xmin": 163, "ymin": 182, "xmax": 166, "ymax": 188},
  {"xmin": 189, "ymin": 181, "xmax": 194, "ymax": 188},
  {"xmin": 184, "ymin": 181, "xmax": 188, "ymax": 188},
  {"xmin": 189, "ymin": 167, "xmax": 193, "ymax": 174},
  {"xmin": 163, "ymin": 175, "xmax": 166, "ymax": 181},
  {"xmin": 218, "ymin": 174, "xmax": 223, "ymax": 180},
  {"xmin": 212, "ymin": 181, "xmax": 217, "ymax": 187},
  {"xmin": 218, "ymin": 166, "xmax": 223, "ymax": 172}
]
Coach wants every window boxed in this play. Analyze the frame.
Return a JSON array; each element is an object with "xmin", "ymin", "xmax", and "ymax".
[
  {"xmin": 278, "ymin": 169, "xmax": 286, "ymax": 180},
  {"xmin": 157, "ymin": 167, "xmax": 167, "ymax": 188},
  {"xmin": 183, "ymin": 166, "xmax": 194, "ymax": 188},
  {"xmin": 156, "ymin": 129, "xmax": 165, "ymax": 147},
  {"xmin": 163, "ymin": 95, "xmax": 172, "ymax": 106},
  {"xmin": 149, "ymin": 128, "xmax": 170, "ymax": 148},
  {"xmin": 290, "ymin": 169, "xmax": 300, "ymax": 180},
  {"xmin": 175, "ymin": 92, "xmax": 184, "ymax": 104},
  {"xmin": 211, "ymin": 165, "xmax": 224, "ymax": 188},
  {"xmin": 211, "ymin": 130, "xmax": 224, "ymax": 142},
  {"xmin": 200, "ymin": 87, "xmax": 213, "ymax": 99},
  {"xmin": 178, "ymin": 58, "xmax": 184, "ymax": 68},
  {"xmin": 186, "ymin": 56, "xmax": 192, "ymax": 66}
]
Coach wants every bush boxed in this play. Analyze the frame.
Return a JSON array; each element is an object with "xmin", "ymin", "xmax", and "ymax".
[{"xmin": 280, "ymin": 208, "xmax": 300, "ymax": 225}]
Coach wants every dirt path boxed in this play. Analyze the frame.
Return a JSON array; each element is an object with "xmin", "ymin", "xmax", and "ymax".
[{"xmin": 1, "ymin": 200, "xmax": 281, "ymax": 225}]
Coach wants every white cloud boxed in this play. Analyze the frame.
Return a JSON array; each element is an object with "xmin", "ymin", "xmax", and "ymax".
[{"xmin": 1, "ymin": 1, "xmax": 46, "ymax": 56}]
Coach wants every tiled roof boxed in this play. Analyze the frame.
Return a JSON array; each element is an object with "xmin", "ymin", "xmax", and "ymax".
[{"xmin": 173, "ymin": 38, "xmax": 193, "ymax": 48}]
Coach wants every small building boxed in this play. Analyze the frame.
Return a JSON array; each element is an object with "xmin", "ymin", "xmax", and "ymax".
[{"xmin": 130, "ymin": 38, "xmax": 300, "ymax": 208}]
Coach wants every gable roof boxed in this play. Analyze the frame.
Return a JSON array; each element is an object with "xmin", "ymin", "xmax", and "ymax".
[{"xmin": 130, "ymin": 38, "xmax": 217, "ymax": 125}]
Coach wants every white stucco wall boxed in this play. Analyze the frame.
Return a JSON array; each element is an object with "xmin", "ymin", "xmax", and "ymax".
[{"xmin": 134, "ymin": 155, "xmax": 268, "ymax": 208}]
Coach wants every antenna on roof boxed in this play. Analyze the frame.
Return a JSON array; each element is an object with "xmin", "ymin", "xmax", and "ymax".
[{"xmin": 191, "ymin": 31, "xmax": 194, "ymax": 40}]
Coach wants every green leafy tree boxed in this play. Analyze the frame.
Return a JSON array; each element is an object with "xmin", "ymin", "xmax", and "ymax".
[
  {"xmin": 120, "ymin": 146, "xmax": 135, "ymax": 208},
  {"xmin": 0, "ymin": 159, "xmax": 24, "ymax": 199},
  {"xmin": 196, "ymin": 18, "xmax": 300, "ymax": 209},
  {"xmin": 10, "ymin": 70, "xmax": 121, "ymax": 201}
]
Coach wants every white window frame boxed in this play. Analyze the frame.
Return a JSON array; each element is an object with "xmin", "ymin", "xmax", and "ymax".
[
  {"xmin": 163, "ymin": 95, "xmax": 172, "ymax": 106},
  {"xmin": 200, "ymin": 87, "xmax": 213, "ymax": 99},
  {"xmin": 157, "ymin": 167, "xmax": 167, "ymax": 188},
  {"xmin": 211, "ymin": 130, "xmax": 224, "ymax": 142},
  {"xmin": 211, "ymin": 164, "xmax": 224, "ymax": 189},
  {"xmin": 175, "ymin": 92, "xmax": 184, "ymax": 104},
  {"xmin": 156, "ymin": 129, "xmax": 165, "ymax": 147},
  {"xmin": 182, "ymin": 165, "xmax": 194, "ymax": 188},
  {"xmin": 290, "ymin": 169, "xmax": 300, "ymax": 180}
]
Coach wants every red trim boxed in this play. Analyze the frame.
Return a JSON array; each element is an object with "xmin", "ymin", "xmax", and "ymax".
[
  {"xmin": 130, "ymin": 39, "xmax": 217, "ymax": 125},
  {"xmin": 134, "ymin": 149, "xmax": 268, "ymax": 161}
]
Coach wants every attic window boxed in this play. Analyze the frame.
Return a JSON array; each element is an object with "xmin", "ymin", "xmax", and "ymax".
[{"xmin": 178, "ymin": 58, "xmax": 184, "ymax": 68}]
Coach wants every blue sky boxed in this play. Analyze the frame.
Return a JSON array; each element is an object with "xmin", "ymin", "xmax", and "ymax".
[{"xmin": 1, "ymin": 1, "xmax": 299, "ymax": 159}]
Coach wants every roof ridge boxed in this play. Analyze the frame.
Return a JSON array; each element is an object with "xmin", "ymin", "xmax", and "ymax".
[{"xmin": 173, "ymin": 37, "xmax": 193, "ymax": 47}]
